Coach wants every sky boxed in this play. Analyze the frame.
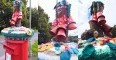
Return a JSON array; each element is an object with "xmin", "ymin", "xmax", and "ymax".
[{"xmin": 27, "ymin": 0, "xmax": 116, "ymax": 38}]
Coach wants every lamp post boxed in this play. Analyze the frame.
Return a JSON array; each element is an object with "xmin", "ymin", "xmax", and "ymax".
[
  {"xmin": 29, "ymin": 0, "xmax": 32, "ymax": 57},
  {"xmin": 29, "ymin": 0, "xmax": 31, "ymax": 29}
]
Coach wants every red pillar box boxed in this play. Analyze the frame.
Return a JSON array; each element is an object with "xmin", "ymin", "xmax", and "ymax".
[
  {"xmin": 1, "ymin": 27, "xmax": 34, "ymax": 60},
  {"xmin": 3, "ymin": 40, "xmax": 28, "ymax": 60}
]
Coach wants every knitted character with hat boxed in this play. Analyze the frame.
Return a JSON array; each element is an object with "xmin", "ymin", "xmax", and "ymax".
[{"xmin": 10, "ymin": 0, "xmax": 22, "ymax": 27}]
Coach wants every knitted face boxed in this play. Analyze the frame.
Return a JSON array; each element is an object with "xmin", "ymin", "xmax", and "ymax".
[
  {"xmin": 94, "ymin": 31, "xmax": 99, "ymax": 38},
  {"xmin": 99, "ymin": 6, "xmax": 104, "ymax": 12},
  {"xmin": 14, "ymin": 1, "xmax": 19, "ymax": 7},
  {"xmin": 14, "ymin": 1, "xmax": 21, "ymax": 11},
  {"xmin": 56, "ymin": 5, "xmax": 67, "ymax": 18},
  {"xmin": 54, "ymin": 1, "xmax": 68, "ymax": 18}
]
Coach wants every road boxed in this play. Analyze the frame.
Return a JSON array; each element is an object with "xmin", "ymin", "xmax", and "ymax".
[{"xmin": 0, "ymin": 32, "xmax": 38, "ymax": 60}]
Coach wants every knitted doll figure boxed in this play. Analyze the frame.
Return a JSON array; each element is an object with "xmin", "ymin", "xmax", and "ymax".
[
  {"xmin": 50, "ymin": 0, "xmax": 76, "ymax": 42},
  {"xmin": 89, "ymin": 1, "xmax": 112, "ymax": 37},
  {"xmin": 10, "ymin": 0, "xmax": 22, "ymax": 27}
]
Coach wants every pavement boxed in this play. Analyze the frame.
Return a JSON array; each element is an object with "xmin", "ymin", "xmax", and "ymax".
[
  {"xmin": 0, "ymin": 32, "xmax": 38, "ymax": 60},
  {"xmin": 0, "ymin": 36, "xmax": 5, "ymax": 60}
]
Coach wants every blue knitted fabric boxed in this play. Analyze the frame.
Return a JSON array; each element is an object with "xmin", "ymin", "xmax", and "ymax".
[
  {"xmin": 60, "ymin": 48, "xmax": 78, "ymax": 60},
  {"xmin": 68, "ymin": 48, "xmax": 78, "ymax": 54},
  {"xmin": 54, "ymin": 42, "xmax": 61, "ymax": 51},
  {"xmin": 106, "ymin": 42, "xmax": 116, "ymax": 50},
  {"xmin": 66, "ymin": 4, "xmax": 71, "ymax": 17},
  {"xmin": 60, "ymin": 50, "xmax": 71, "ymax": 60},
  {"xmin": 84, "ymin": 37, "xmax": 97, "ymax": 43}
]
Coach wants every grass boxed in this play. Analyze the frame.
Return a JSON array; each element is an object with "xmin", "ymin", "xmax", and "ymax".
[{"xmin": 32, "ymin": 40, "xmax": 38, "ymax": 56}]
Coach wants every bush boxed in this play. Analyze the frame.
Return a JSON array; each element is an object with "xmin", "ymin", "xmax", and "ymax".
[{"xmin": 32, "ymin": 41, "xmax": 38, "ymax": 56}]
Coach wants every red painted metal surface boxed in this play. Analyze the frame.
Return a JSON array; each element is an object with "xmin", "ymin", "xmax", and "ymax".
[{"xmin": 3, "ymin": 40, "xmax": 28, "ymax": 60}]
